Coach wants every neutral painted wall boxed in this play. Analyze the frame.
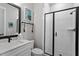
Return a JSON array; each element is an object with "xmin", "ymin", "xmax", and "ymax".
[
  {"xmin": 14, "ymin": 3, "xmax": 34, "ymax": 40},
  {"xmin": 15, "ymin": 3, "xmax": 45, "ymax": 49},
  {"xmin": 14, "ymin": 3, "xmax": 51, "ymax": 49},
  {"xmin": 0, "ymin": 3, "xmax": 18, "ymax": 36},
  {"xmin": 33, "ymin": 3, "xmax": 44, "ymax": 49},
  {"xmin": 15, "ymin": 3, "xmax": 49, "ymax": 49}
]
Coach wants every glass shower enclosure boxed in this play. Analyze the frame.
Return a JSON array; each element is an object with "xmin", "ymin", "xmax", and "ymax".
[{"xmin": 44, "ymin": 7, "xmax": 79, "ymax": 56}]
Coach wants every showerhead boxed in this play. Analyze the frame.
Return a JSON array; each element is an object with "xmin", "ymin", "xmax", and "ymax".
[
  {"xmin": 70, "ymin": 12, "xmax": 73, "ymax": 15},
  {"xmin": 70, "ymin": 10, "xmax": 76, "ymax": 15}
]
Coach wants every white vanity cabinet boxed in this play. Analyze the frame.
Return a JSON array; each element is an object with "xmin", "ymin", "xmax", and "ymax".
[{"xmin": 0, "ymin": 40, "xmax": 34, "ymax": 56}]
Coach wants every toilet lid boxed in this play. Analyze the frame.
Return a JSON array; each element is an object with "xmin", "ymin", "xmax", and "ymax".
[{"xmin": 32, "ymin": 48, "xmax": 43, "ymax": 54}]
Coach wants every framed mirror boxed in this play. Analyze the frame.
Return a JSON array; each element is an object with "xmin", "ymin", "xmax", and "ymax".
[{"xmin": 0, "ymin": 3, "xmax": 21, "ymax": 38}]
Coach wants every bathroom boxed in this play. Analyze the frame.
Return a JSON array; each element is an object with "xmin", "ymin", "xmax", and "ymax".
[{"xmin": 0, "ymin": 2, "xmax": 79, "ymax": 56}]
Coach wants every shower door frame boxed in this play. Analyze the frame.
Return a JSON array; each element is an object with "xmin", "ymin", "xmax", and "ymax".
[{"xmin": 44, "ymin": 7, "xmax": 79, "ymax": 56}]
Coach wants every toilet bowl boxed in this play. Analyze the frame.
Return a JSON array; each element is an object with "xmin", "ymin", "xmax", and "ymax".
[{"xmin": 31, "ymin": 48, "xmax": 44, "ymax": 56}]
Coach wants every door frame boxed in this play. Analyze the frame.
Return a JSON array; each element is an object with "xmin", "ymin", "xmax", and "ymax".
[{"xmin": 44, "ymin": 6, "xmax": 79, "ymax": 56}]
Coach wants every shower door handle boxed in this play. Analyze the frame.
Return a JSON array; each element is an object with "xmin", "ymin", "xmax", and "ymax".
[{"xmin": 55, "ymin": 32, "xmax": 57, "ymax": 37}]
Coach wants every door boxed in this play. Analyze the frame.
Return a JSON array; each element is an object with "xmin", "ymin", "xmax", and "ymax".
[
  {"xmin": 44, "ymin": 13, "xmax": 53, "ymax": 55},
  {"xmin": 54, "ymin": 9, "xmax": 76, "ymax": 56}
]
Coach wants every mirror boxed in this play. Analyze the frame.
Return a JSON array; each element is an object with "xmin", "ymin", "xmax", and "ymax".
[{"xmin": 0, "ymin": 3, "xmax": 20, "ymax": 37}]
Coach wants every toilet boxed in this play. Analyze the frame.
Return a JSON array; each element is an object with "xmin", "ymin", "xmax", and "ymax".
[{"xmin": 31, "ymin": 48, "xmax": 44, "ymax": 56}]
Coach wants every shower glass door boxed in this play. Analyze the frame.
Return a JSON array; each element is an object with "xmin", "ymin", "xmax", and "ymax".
[
  {"xmin": 44, "ymin": 13, "xmax": 53, "ymax": 55},
  {"xmin": 54, "ymin": 8, "xmax": 76, "ymax": 56}
]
